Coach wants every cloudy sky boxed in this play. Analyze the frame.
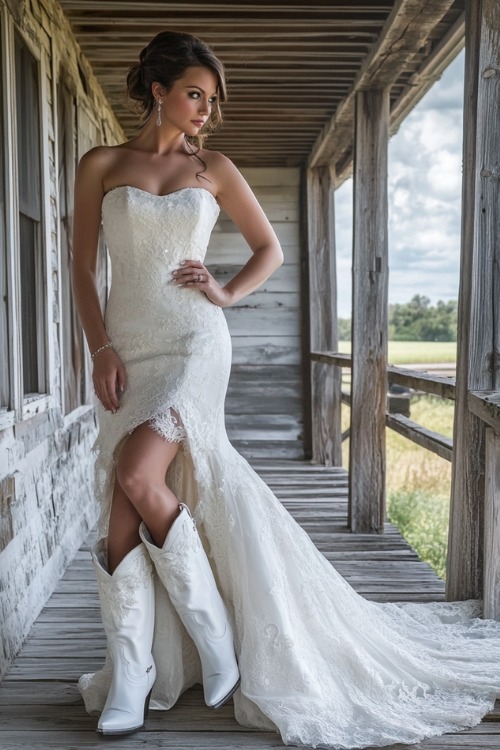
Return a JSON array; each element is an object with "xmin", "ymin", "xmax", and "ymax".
[{"xmin": 334, "ymin": 49, "xmax": 465, "ymax": 318}]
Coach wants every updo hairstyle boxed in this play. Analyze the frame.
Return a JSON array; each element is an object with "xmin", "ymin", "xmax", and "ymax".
[{"xmin": 126, "ymin": 30, "xmax": 227, "ymax": 151}]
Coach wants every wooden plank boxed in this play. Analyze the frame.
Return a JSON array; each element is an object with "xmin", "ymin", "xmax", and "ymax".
[
  {"xmin": 349, "ymin": 87, "xmax": 389, "ymax": 533},
  {"xmin": 386, "ymin": 413, "xmax": 453, "ymax": 462},
  {"xmin": 210, "ymin": 262, "xmax": 300, "ymax": 293},
  {"xmin": 308, "ymin": 0, "xmax": 456, "ymax": 169},
  {"xmin": 229, "ymin": 440, "xmax": 304, "ymax": 460},
  {"xmin": 388, "ymin": 366, "xmax": 456, "ymax": 400},
  {"xmin": 306, "ymin": 165, "xmax": 342, "ymax": 465},
  {"xmin": 447, "ymin": 0, "xmax": 500, "ymax": 602},
  {"xmin": 390, "ymin": 13, "xmax": 465, "ymax": 137},
  {"xmin": 311, "ymin": 352, "xmax": 457, "ymax": 400},
  {"xmin": 299, "ymin": 167, "xmax": 313, "ymax": 461},
  {"xmin": 231, "ymin": 336, "xmax": 302, "ymax": 366},
  {"xmin": 468, "ymin": 391, "xmax": 500, "ymax": 435},
  {"xmin": 225, "ymin": 413, "xmax": 302, "ymax": 442},
  {"xmin": 484, "ymin": 428, "xmax": 500, "ymax": 619}
]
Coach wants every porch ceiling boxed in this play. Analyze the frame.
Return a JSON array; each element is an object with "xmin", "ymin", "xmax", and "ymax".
[{"xmin": 59, "ymin": 0, "xmax": 465, "ymax": 169}]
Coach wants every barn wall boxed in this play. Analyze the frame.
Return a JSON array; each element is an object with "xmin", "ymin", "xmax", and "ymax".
[
  {"xmin": 0, "ymin": 0, "xmax": 124, "ymax": 679},
  {"xmin": 207, "ymin": 168, "xmax": 304, "ymax": 459}
]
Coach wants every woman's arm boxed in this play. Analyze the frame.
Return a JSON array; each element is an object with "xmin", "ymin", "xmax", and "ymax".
[
  {"xmin": 71, "ymin": 146, "xmax": 127, "ymax": 412},
  {"xmin": 172, "ymin": 153, "xmax": 284, "ymax": 307}
]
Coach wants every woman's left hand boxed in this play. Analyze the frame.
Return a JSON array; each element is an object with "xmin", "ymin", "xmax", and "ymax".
[{"xmin": 171, "ymin": 260, "xmax": 232, "ymax": 308}]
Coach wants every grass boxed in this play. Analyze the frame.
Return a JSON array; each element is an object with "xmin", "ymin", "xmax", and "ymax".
[
  {"xmin": 338, "ymin": 340, "xmax": 457, "ymax": 365},
  {"xmin": 341, "ymin": 393, "xmax": 454, "ymax": 581}
]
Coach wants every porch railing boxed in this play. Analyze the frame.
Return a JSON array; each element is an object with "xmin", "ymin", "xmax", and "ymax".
[
  {"xmin": 310, "ymin": 351, "xmax": 454, "ymax": 461},
  {"xmin": 310, "ymin": 351, "xmax": 500, "ymax": 618}
]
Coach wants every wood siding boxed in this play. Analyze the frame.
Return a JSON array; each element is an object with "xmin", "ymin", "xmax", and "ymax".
[{"xmin": 207, "ymin": 167, "xmax": 304, "ymax": 459}]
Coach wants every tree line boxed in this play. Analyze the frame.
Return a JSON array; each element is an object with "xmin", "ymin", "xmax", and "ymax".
[{"xmin": 338, "ymin": 295, "xmax": 457, "ymax": 341}]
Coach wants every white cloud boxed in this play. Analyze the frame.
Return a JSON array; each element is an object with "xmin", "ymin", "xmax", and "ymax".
[{"xmin": 335, "ymin": 49, "xmax": 465, "ymax": 318}]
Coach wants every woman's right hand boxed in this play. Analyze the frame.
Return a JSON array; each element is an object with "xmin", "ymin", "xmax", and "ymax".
[{"xmin": 92, "ymin": 348, "xmax": 127, "ymax": 413}]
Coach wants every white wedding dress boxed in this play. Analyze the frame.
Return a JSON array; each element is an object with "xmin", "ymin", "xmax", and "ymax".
[{"xmin": 78, "ymin": 184, "xmax": 500, "ymax": 749}]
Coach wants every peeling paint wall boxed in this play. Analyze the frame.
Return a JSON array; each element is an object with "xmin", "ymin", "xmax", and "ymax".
[{"xmin": 0, "ymin": 0, "xmax": 124, "ymax": 679}]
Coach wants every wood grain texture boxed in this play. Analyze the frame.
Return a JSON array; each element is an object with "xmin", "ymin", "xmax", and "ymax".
[
  {"xmin": 309, "ymin": 0, "xmax": 458, "ymax": 172},
  {"xmin": 484, "ymin": 428, "xmax": 500, "ymax": 619},
  {"xmin": 206, "ymin": 168, "xmax": 305, "ymax": 458},
  {"xmin": 311, "ymin": 352, "xmax": 456, "ymax": 400},
  {"xmin": 468, "ymin": 391, "xmax": 500, "ymax": 434},
  {"xmin": 386, "ymin": 413, "xmax": 453, "ymax": 462},
  {"xmin": 349, "ymin": 87, "xmax": 389, "ymax": 533},
  {"xmin": 55, "ymin": 0, "xmax": 465, "ymax": 170},
  {"xmin": 306, "ymin": 166, "xmax": 342, "ymax": 466},
  {"xmin": 447, "ymin": 0, "xmax": 500, "ymax": 602}
]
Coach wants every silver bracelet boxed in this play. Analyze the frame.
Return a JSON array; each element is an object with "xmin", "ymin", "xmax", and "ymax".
[{"xmin": 91, "ymin": 341, "xmax": 114, "ymax": 360}]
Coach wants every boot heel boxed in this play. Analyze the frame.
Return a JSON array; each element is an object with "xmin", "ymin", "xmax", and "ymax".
[{"xmin": 144, "ymin": 687, "xmax": 153, "ymax": 720}]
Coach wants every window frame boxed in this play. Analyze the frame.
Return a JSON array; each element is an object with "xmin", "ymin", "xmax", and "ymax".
[{"xmin": 0, "ymin": 9, "xmax": 56, "ymax": 431}]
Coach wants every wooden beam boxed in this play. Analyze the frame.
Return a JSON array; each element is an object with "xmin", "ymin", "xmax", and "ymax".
[
  {"xmin": 349, "ymin": 87, "xmax": 389, "ymax": 533},
  {"xmin": 310, "ymin": 351, "xmax": 352, "ymax": 367},
  {"xmin": 387, "ymin": 366, "xmax": 455, "ymax": 400},
  {"xmin": 306, "ymin": 166, "xmax": 342, "ymax": 466},
  {"xmin": 484, "ymin": 428, "xmax": 500, "ymax": 619},
  {"xmin": 308, "ymin": 0, "xmax": 456, "ymax": 169},
  {"xmin": 468, "ymin": 391, "xmax": 500, "ymax": 435},
  {"xmin": 447, "ymin": 0, "xmax": 500, "ymax": 603},
  {"xmin": 310, "ymin": 351, "xmax": 457, "ymax": 401},
  {"xmin": 390, "ymin": 13, "xmax": 465, "ymax": 134},
  {"xmin": 386, "ymin": 413, "xmax": 453, "ymax": 462}
]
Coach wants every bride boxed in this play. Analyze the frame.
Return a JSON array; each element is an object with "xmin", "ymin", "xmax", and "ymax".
[{"xmin": 72, "ymin": 29, "xmax": 500, "ymax": 750}]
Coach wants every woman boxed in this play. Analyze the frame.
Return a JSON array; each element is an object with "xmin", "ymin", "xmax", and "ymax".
[{"xmin": 73, "ymin": 30, "xmax": 500, "ymax": 749}]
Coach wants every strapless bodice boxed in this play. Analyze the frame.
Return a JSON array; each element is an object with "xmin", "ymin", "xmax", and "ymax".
[
  {"xmin": 99, "ymin": 184, "xmax": 225, "ymax": 350},
  {"xmin": 101, "ymin": 185, "xmax": 220, "ymax": 272}
]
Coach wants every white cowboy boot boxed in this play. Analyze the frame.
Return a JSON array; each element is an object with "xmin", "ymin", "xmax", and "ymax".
[
  {"xmin": 92, "ymin": 539, "xmax": 157, "ymax": 735},
  {"xmin": 139, "ymin": 504, "xmax": 240, "ymax": 709}
]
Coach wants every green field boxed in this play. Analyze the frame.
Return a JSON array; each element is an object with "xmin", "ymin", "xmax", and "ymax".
[
  {"xmin": 340, "ymin": 342, "xmax": 455, "ymax": 579},
  {"xmin": 338, "ymin": 340, "xmax": 457, "ymax": 365}
]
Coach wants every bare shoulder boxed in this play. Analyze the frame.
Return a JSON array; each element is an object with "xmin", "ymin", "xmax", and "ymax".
[
  {"xmin": 76, "ymin": 144, "xmax": 124, "ymax": 183},
  {"xmin": 200, "ymin": 148, "xmax": 239, "ymax": 177},
  {"xmin": 199, "ymin": 148, "xmax": 249, "ymax": 196}
]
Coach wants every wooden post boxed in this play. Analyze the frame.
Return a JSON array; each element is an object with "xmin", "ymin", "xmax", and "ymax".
[
  {"xmin": 349, "ymin": 88, "xmax": 389, "ymax": 532},
  {"xmin": 306, "ymin": 165, "xmax": 342, "ymax": 466},
  {"xmin": 484, "ymin": 428, "xmax": 500, "ymax": 619},
  {"xmin": 447, "ymin": 0, "xmax": 500, "ymax": 602}
]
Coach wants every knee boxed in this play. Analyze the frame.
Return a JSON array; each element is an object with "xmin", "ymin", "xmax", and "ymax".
[{"xmin": 116, "ymin": 463, "xmax": 153, "ymax": 505}]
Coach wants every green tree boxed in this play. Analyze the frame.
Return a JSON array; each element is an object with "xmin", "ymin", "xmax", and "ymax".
[{"xmin": 389, "ymin": 295, "xmax": 456, "ymax": 342}]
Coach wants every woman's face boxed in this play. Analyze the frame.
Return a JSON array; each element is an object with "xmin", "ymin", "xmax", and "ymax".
[{"xmin": 154, "ymin": 66, "xmax": 219, "ymax": 135}]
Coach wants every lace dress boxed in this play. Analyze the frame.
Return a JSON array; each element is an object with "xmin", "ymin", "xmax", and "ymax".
[{"xmin": 78, "ymin": 185, "xmax": 500, "ymax": 749}]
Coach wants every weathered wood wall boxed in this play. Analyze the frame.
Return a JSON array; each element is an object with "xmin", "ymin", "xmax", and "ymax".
[
  {"xmin": 208, "ymin": 168, "xmax": 304, "ymax": 459},
  {"xmin": 0, "ymin": 0, "xmax": 123, "ymax": 679}
]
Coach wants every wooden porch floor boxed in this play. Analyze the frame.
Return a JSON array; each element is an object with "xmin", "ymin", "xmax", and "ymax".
[{"xmin": 1, "ymin": 458, "xmax": 499, "ymax": 749}]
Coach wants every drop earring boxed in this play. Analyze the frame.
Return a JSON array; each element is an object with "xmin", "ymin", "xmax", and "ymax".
[{"xmin": 156, "ymin": 99, "xmax": 163, "ymax": 127}]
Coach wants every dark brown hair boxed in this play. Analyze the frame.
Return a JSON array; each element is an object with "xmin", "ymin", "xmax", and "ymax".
[{"xmin": 125, "ymin": 30, "xmax": 227, "ymax": 155}]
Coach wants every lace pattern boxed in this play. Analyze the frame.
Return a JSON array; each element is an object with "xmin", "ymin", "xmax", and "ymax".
[{"xmin": 78, "ymin": 186, "xmax": 500, "ymax": 750}]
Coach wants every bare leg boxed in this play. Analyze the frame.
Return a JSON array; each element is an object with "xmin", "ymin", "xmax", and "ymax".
[
  {"xmin": 107, "ymin": 480, "xmax": 143, "ymax": 574},
  {"xmin": 106, "ymin": 422, "xmax": 183, "ymax": 572}
]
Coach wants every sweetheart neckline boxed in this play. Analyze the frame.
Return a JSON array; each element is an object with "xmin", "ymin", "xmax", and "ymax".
[{"xmin": 102, "ymin": 185, "xmax": 219, "ymax": 207}]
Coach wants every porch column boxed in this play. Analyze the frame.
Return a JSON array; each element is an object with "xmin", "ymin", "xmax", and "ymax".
[
  {"xmin": 349, "ymin": 88, "xmax": 389, "ymax": 532},
  {"xmin": 306, "ymin": 165, "xmax": 342, "ymax": 466},
  {"xmin": 447, "ymin": 0, "xmax": 500, "ymax": 604}
]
